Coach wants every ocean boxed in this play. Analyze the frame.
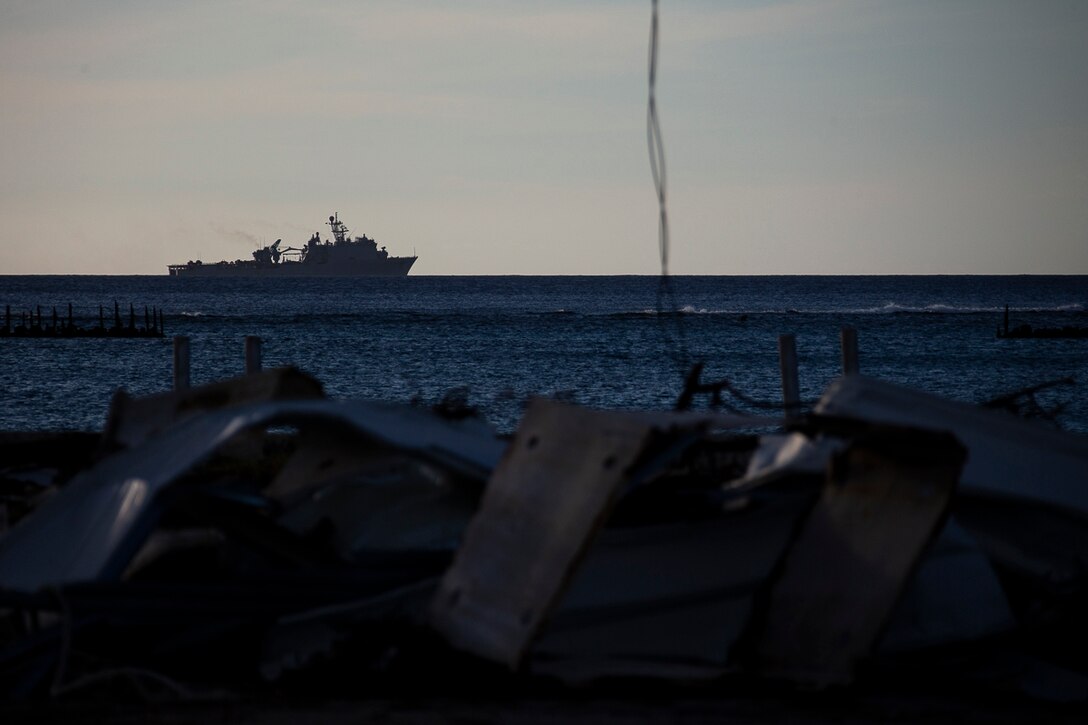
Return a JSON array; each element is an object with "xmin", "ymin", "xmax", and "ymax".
[{"xmin": 1, "ymin": 275, "xmax": 1086, "ymax": 434}]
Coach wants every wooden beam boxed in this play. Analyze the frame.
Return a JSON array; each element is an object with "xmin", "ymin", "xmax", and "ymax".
[
  {"xmin": 840, "ymin": 326, "xmax": 859, "ymax": 375},
  {"xmin": 778, "ymin": 333, "xmax": 800, "ymax": 417}
]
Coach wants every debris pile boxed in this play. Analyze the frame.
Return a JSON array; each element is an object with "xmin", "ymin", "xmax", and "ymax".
[{"xmin": 1, "ymin": 368, "xmax": 1086, "ymax": 715}]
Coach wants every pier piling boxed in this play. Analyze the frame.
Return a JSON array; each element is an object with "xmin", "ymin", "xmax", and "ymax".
[
  {"xmin": 245, "ymin": 336, "xmax": 262, "ymax": 375},
  {"xmin": 841, "ymin": 326, "xmax": 859, "ymax": 375},
  {"xmin": 778, "ymin": 333, "xmax": 800, "ymax": 418},
  {"xmin": 1, "ymin": 301, "xmax": 165, "ymax": 338},
  {"xmin": 173, "ymin": 336, "xmax": 191, "ymax": 391}
]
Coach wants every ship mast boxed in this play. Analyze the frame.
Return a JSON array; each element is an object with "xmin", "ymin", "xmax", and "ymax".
[{"xmin": 327, "ymin": 213, "xmax": 350, "ymax": 244}]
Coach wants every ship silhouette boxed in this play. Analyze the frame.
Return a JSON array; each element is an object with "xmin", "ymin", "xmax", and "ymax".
[{"xmin": 168, "ymin": 213, "xmax": 416, "ymax": 277}]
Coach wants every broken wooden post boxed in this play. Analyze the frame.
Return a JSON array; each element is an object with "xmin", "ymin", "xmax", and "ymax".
[
  {"xmin": 841, "ymin": 326, "xmax": 859, "ymax": 375},
  {"xmin": 244, "ymin": 336, "xmax": 262, "ymax": 375},
  {"xmin": 173, "ymin": 336, "xmax": 191, "ymax": 391},
  {"xmin": 778, "ymin": 333, "xmax": 800, "ymax": 418}
]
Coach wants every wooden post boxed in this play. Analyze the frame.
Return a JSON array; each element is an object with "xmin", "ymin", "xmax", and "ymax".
[
  {"xmin": 4, "ymin": 305, "xmax": 9, "ymax": 335},
  {"xmin": 144, "ymin": 306, "xmax": 150, "ymax": 332},
  {"xmin": 244, "ymin": 336, "xmax": 262, "ymax": 375},
  {"xmin": 99, "ymin": 305, "xmax": 105, "ymax": 330},
  {"xmin": 1004, "ymin": 304, "xmax": 1009, "ymax": 336},
  {"xmin": 173, "ymin": 336, "xmax": 191, "ymax": 391},
  {"xmin": 779, "ymin": 333, "xmax": 800, "ymax": 418},
  {"xmin": 51, "ymin": 306, "xmax": 58, "ymax": 332},
  {"xmin": 67, "ymin": 303, "xmax": 73, "ymax": 330},
  {"xmin": 113, "ymin": 301, "xmax": 121, "ymax": 330},
  {"xmin": 840, "ymin": 326, "xmax": 859, "ymax": 375}
]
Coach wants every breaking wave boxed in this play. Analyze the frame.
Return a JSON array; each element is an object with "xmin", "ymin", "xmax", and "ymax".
[
  {"xmin": 834, "ymin": 302, "xmax": 1086, "ymax": 315},
  {"xmin": 603, "ymin": 302, "xmax": 1086, "ymax": 317},
  {"xmin": 605, "ymin": 306, "xmax": 737, "ymax": 318}
]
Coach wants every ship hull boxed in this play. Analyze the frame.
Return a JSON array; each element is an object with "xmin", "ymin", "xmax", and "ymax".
[{"xmin": 168, "ymin": 256, "xmax": 416, "ymax": 278}]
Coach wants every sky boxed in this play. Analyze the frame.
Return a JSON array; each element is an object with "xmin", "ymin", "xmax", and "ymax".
[{"xmin": 1, "ymin": 0, "xmax": 1086, "ymax": 275}]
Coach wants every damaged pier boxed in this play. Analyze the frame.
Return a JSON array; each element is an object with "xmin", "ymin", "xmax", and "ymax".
[{"xmin": 0, "ymin": 302, "xmax": 165, "ymax": 339}]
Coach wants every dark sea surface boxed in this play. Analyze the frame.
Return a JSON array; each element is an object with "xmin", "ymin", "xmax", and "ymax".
[{"xmin": 1, "ymin": 275, "xmax": 1086, "ymax": 433}]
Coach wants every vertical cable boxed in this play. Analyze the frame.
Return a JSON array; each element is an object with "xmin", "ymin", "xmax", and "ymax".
[{"xmin": 647, "ymin": 0, "xmax": 690, "ymax": 374}]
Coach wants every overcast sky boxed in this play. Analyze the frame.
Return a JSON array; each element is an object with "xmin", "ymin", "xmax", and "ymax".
[{"xmin": 1, "ymin": 0, "xmax": 1086, "ymax": 275}]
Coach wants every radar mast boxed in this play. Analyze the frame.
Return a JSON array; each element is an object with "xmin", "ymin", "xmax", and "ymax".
[{"xmin": 327, "ymin": 213, "xmax": 350, "ymax": 244}]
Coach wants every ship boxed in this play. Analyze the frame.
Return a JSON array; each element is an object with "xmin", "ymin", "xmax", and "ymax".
[{"xmin": 167, "ymin": 213, "xmax": 417, "ymax": 277}]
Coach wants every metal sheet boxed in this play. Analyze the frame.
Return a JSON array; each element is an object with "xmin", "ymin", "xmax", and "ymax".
[
  {"xmin": 0, "ymin": 399, "xmax": 505, "ymax": 592},
  {"xmin": 430, "ymin": 399, "xmax": 654, "ymax": 668},
  {"xmin": 816, "ymin": 375, "xmax": 1088, "ymax": 516},
  {"xmin": 754, "ymin": 429, "xmax": 964, "ymax": 685}
]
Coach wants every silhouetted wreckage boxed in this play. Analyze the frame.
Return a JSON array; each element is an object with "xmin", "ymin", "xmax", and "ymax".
[
  {"xmin": 997, "ymin": 303, "xmax": 1088, "ymax": 339},
  {"xmin": 1, "ymin": 370, "xmax": 1087, "ymax": 719},
  {"xmin": 983, "ymin": 377, "xmax": 1076, "ymax": 426}
]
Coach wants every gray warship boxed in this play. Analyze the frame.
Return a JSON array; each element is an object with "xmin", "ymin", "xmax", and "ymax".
[{"xmin": 168, "ymin": 213, "xmax": 417, "ymax": 277}]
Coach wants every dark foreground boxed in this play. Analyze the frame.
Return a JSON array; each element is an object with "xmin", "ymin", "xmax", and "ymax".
[
  {"xmin": 1, "ymin": 366, "xmax": 1086, "ymax": 721},
  {"xmin": 5, "ymin": 687, "xmax": 1085, "ymax": 724}
]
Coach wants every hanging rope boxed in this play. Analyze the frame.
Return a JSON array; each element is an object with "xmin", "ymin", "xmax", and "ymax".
[{"xmin": 647, "ymin": 0, "xmax": 690, "ymax": 375}]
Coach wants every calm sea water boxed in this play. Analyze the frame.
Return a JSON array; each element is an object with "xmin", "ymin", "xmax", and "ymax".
[{"xmin": 1, "ymin": 275, "xmax": 1086, "ymax": 433}]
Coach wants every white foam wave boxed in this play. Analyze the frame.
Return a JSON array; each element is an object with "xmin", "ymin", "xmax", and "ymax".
[
  {"xmin": 616, "ymin": 306, "xmax": 734, "ymax": 316},
  {"xmin": 837, "ymin": 302, "xmax": 1086, "ymax": 315},
  {"xmin": 599, "ymin": 302, "xmax": 1084, "ymax": 317}
]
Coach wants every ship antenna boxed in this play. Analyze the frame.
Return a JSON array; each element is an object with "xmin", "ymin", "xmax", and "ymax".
[{"xmin": 327, "ymin": 212, "xmax": 350, "ymax": 243}]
